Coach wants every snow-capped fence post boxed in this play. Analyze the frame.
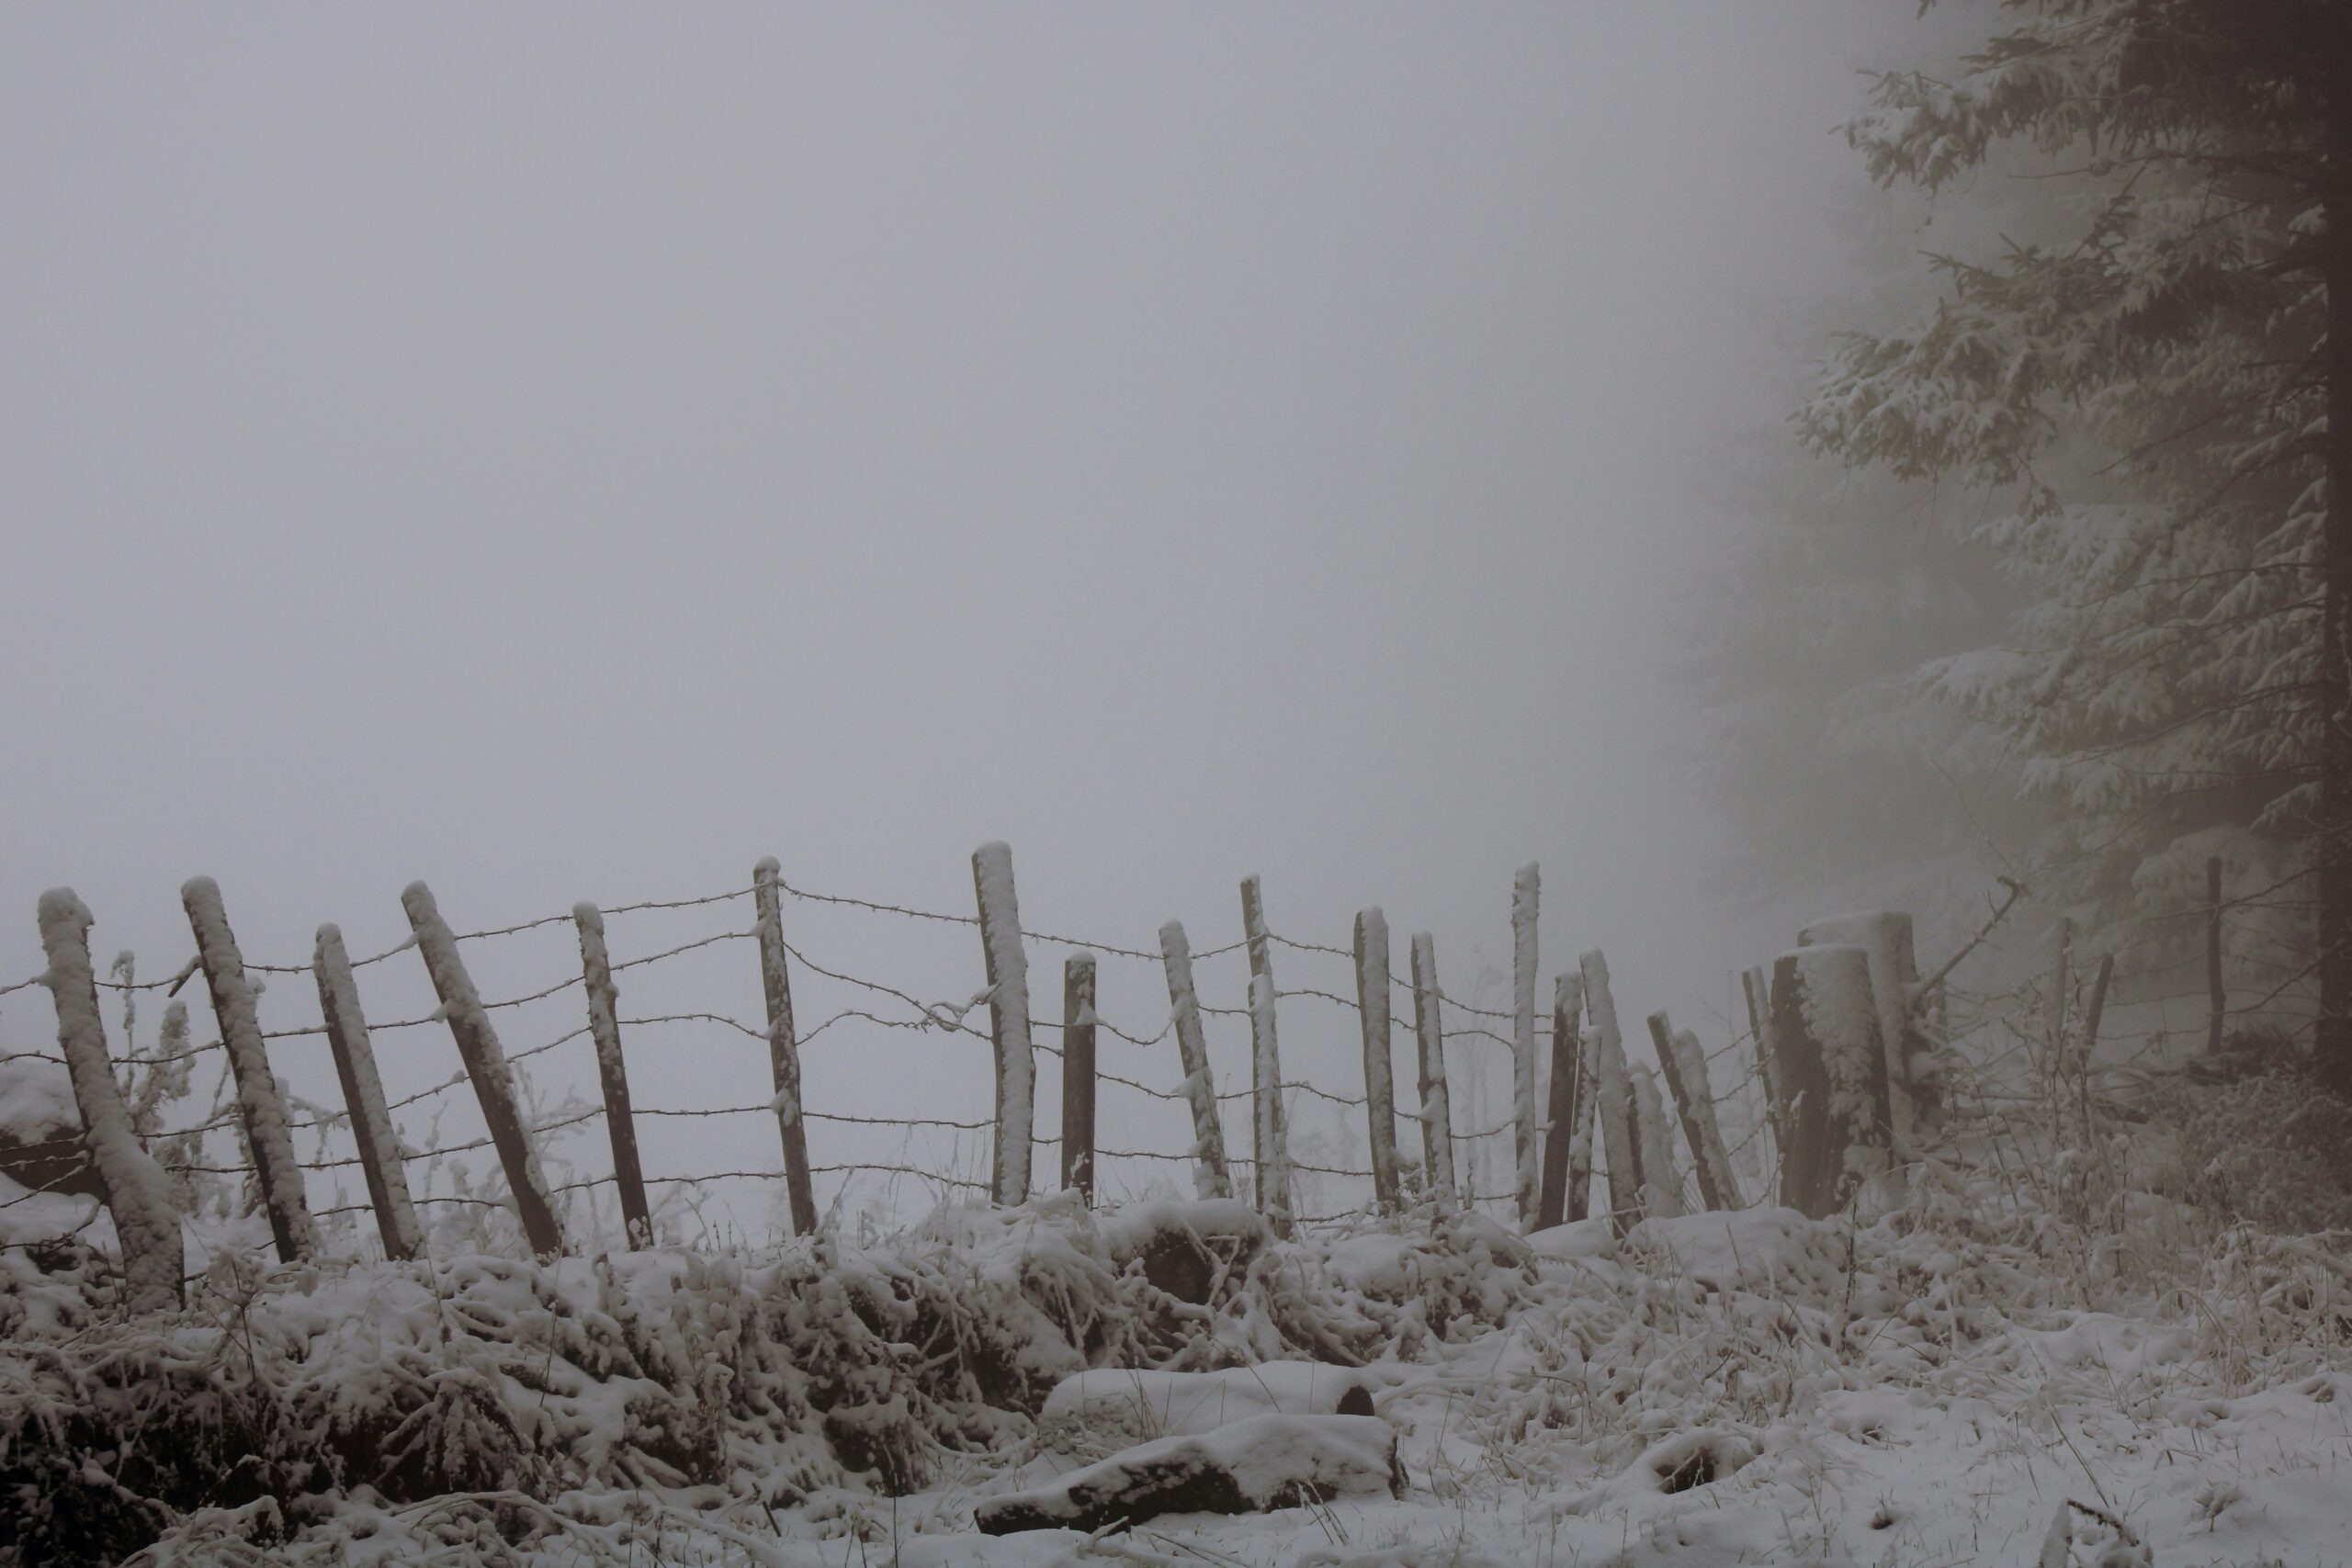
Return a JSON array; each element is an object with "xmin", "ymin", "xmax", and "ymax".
[
  {"xmin": 1769, "ymin": 943, "xmax": 1892, "ymax": 1219},
  {"xmin": 1239, "ymin": 875, "xmax": 1293, "ymax": 1235},
  {"xmin": 1510, "ymin": 863, "xmax": 1540, "ymax": 1227},
  {"xmin": 1061, "ymin": 953, "xmax": 1097, "ymax": 1201},
  {"xmin": 402, "ymin": 882, "xmax": 566, "ymax": 1258},
  {"xmin": 1629, "ymin": 1065, "xmax": 1683, "ymax": 1219},
  {"xmin": 182, "ymin": 876, "xmax": 319, "ymax": 1264},
  {"xmin": 972, "ymin": 841, "xmax": 1035, "ymax": 1206},
  {"xmin": 573, "ymin": 903, "xmax": 652, "ymax": 1248},
  {"xmin": 1647, "ymin": 1010, "xmax": 1738, "ymax": 1212},
  {"xmin": 1408, "ymin": 931, "xmax": 1456, "ymax": 1210},
  {"xmin": 1537, "ymin": 970, "xmax": 1585, "ymax": 1228},
  {"xmin": 1577, "ymin": 948, "xmax": 1645, "ymax": 1235},
  {"xmin": 1799, "ymin": 912, "xmax": 1925, "ymax": 1157},
  {"xmin": 1352, "ymin": 908, "xmax": 1402, "ymax": 1213},
  {"xmin": 1159, "ymin": 919, "xmax": 1232, "ymax": 1201},
  {"xmin": 39, "ymin": 888, "xmax": 184, "ymax": 1312},
  {"xmin": 752, "ymin": 859, "xmax": 820, "ymax": 1235},
  {"xmin": 313, "ymin": 923, "xmax": 423, "ymax": 1262},
  {"xmin": 2205, "ymin": 855, "xmax": 2227, "ymax": 1055}
]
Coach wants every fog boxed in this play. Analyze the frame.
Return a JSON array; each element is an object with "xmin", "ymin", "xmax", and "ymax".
[{"xmin": 1, "ymin": 5, "xmax": 1921, "ymax": 1229}]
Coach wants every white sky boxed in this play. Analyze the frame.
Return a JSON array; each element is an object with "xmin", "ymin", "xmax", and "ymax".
[{"xmin": 0, "ymin": 4, "xmax": 1920, "ymax": 1235}]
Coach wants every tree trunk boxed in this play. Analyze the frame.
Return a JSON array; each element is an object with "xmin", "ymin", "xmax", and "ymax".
[{"xmin": 2321, "ymin": 54, "xmax": 2352, "ymax": 1099}]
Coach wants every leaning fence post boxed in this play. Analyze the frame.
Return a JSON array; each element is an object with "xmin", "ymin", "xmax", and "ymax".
[
  {"xmin": 1238, "ymin": 875, "xmax": 1293, "ymax": 1235},
  {"xmin": 1062, "ymin": 953, "xmax": 1097, "ymax": 1202},
  {"xmin": 402, "ymin": 882, "xmax": 566, "ymax": 1258},
  {"xmin": 1577, "ymin": 948, "xmax": 1644, "ymax": 1235},
  {"xmin": 314, "ymin": 923, "xmax": 423, "ymax": 1262},
  {"xmin": 1408, "ymin": 931, "xmax": 1456, "ymax": 1210},
  {"xmin": 1648, "ymin": 1010, "xmax": 1739, "ymax": 1212},
  {"xmin": 1159, "ymin": 919, "xmax": 1232, "ymax": 1201},
  {"xmin": 1510, "ymin": 863, "xmax": 1540, "ymax": 1227},
  {"xmin": 183, "ymin": 876, "xmax": 318, "ymax": 1263},
  {"xmin": 573, "ymin": 903, "xmax": 653, "ymax": 1248},
  {"xmin": 40, "ymin": 888, "xmax": 184, "ymax": 1311},
  {"xmin": 1353, "ymin": 908, "xmax": 1402, "ymax": 1212},
  {"xmin": 1630, "ymin": 1064, "xmax": 1683, "ymax": 1219},
  {"xmin": 1769, "ymin": 943, "xmax": 1891, "ymax": 1218},
  {"xmin": 1536, "ymin": 970, "xmax": 1584, "ymax": 1228},
  {"xmin": 752, "ymin": 860, "xmax": 820, "ymax": 1235},
  {"xmin": 971, "ymin": 842, "xmax": 1035, "ymax": 1206}
]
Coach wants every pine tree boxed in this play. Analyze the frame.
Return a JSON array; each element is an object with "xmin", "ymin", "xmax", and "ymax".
[{"xmin": 1800, "ymin": 1, "xmax": 2350, "ymax": 1085}]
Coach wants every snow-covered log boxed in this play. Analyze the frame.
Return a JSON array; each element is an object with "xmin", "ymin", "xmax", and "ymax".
[
  {"xmin": 1578, "ymin": 948, "xmax": 1645, "ymax": 1235},
  {"xmin": 182, "ymin": 875, "xmax": 318, "ymax": 1263},
  {"xmin": 1629, "ymin": 1065, "xmax": 1683, "ymax": 1219},
  {"xmin": 974, "ymin": 1413, "xmax": 1404, "ymax": 1535},
  {"xmin": 1408, "ymin": 931, "xmax": 1456, "ymax": 1209},
  {"xmin": 1352, "ymin": 908, "xmax": 1402, "ymax": 1212},
  {"xmin": 401, "ymin": 881, "xmax": 566, "ymax": 1258},
  {"xmin": 1037, "ymin": 1365, "xmax": 1374, "ymax": 1453},
  {"xmin": 1239, "ymin": 874, "xmax": 1292, "ymax": 1235},
  {"xmin": 1537, "ymin": 969, "xmax": 1584, "ymax": 1228},
  {"xmin": 39, "ymin": 887, "xmax": 183, "ymax": 1312},
  {"xmin": 1510, "ymin": 862, "xmax": 1539, "ymax": 1226},
  {"xmin": 1061, "ymin": 953, "xmax": 1097, "ymax": 1201},
  {"xmin": 1769, "ymin": 942, "xmax": 1893, "ymax": 1218},
  {"xmin": 1159, "ymin": 919, "xmax": 1232, "ymax": 1201},
  {"xmin": 1799, "ymin": 910, "xmax": 1925, "ymax": 1155},
  {"xmin": 1647, "ymin": 1010, "xmax": 1739, "ymax": 1211},
  {"xmin": 970, "ymin": 842, "xmax": 1035, "ymax": 1207},
  {"xmin": 312, "ymin": 922, "xmax": 422, "ymax": 1261},
  {"xmin": 572, "ymin": 903, "xmax": 651, "ymax": 1248},
  {"xmin": 752, "ymin": 859, "xmax": 819, "ymax": 1233}
]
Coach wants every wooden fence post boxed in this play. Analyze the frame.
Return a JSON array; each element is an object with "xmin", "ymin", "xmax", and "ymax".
[
  {"xmin": 1238, "ymin": 875, "xmax": 1293, "ymax": 1235},
  {"xmin": 1566, "ymin": 977, "xmax": 1599, "ymax": 1223},
  {"xmin": 1577, "ymin": 948, "xmax": 1644, "ymax": 1236},
  {"xmin": 1630, "ymin": 1065, "xmax": 1682, "ymax": 1219},
  {"xmin": 1536, "ymin": 970, "xmax": 1584, "ymax": 1229},
  {"xmin": 573, "ymin": 903, "xmax": 653, "ymax": 1248},
  {"xmin": 314, "ymin": 923, "xmax": 423, "ymax": 1262},
  {"xmin": 1798, "ymin": 912, "xmax": 1924, "ymax": 1156},
  {"xmin": 1159, "ymin": 919, "xmax": 1232, "ymax": 1201},
  {"xmin": 752, "ymin": 860, "xmax": 820, "ymax": 1235},
  {"xmin": 1769, "ymin": 943, "xmax": 1891, "ymax": 1218},
  {"xmin": 1353, "ymin": 908, "xmax": 1402, "ymax": 1212},
  {"xmin": 1510, "ymin": 863, "xmax": 1540, "ymax": 1227},
  {"xmin": 39, "ymin": 888, "xmax": 183, "ymax": 1311},
  {"xmin": 1408, "ymin": 931, "xmax": 1456, "ymax": 1210},
  {"xmin": 183, "ymin": 876, "xmax": 318, "ymax": 1263},
  {"xmin": 2206, "ymin": 856, "xmax": 2227, "ymax": 1054},
  {"xmin": 1739, "ymin": 964, "xmax": 1781, "ymax": 1175},
  {"xmin": 1062, "ymin": 953, "xmax": 1097, "ymax": 1202},
  {"xmin": 972, "ymin": 841, "xmax": 1035, "ymax": 1206},
  {"xmin": 1647, "ymin": 1011, "xmax": 1739, "ymax": 1212},
  {"xmin": 402, "ymin": 882, "xmax": 566, "ymax": 1258}
]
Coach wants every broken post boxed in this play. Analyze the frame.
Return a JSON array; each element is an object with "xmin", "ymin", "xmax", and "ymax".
[
  {"xmin": 1353, "ymin": 908, "xmax": 1402, "ymax": 1212},
  {"xmin": 402, "ymin": 881, "xmax": 566, "ymax": 1258},
  {"xmin": 184, "ymin": 876, "xmax": 318, "ymax": 1263},
  {"xmin": 1062, "ymin": 953, "xmax": 1097, "ymax": 1201},
  {"xmin": 971, "ymin": 842, "xmax": 1036, "ymax": 1206},
  {"xmin": 1239, "ymin": 875, "xmax": 1293, "ymax": 1235},
  {"xmin": 1647, "ymin": 1011, "xmax": 1739, "ymax": 1212},
  {"xmin": 1799, "ymin": 911, "xmax": 1926, "ymax": 1156},
  {"xmin": 40, "ymin": 889, "xmax": 183, "ymax": 1312},
  {"xmin": 573, "ymin": 903, "xmax": 653, "ymax": 1248},
  {"xmin": 314, "ymin": 923, "xmax": 424, "ymax": 1261},
  {"xmin": 1536, "ymin": 970, "xmax": 1584, "ymax": 1229},
  {"xmin": 1769, "ymin": 943, "xmax": 1892, "ymax": 1219},
  {"xmin": 1408, "ymin": 931, "xmax": 1456, "ymax": 1209},
  {"xmin": 1510, "ymin": 863, "xmax": 1540, "ymax": 1227},
  {"xmin": 752, "ymin": 860, "xmax": 820, "ymax": 1235},
  {"xmin": 1159, "ymin": 919, "xmax": 1231, "ymax": 1201}
]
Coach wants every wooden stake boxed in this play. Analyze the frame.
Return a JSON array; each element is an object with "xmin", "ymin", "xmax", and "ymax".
[
  {"xmin": 1354, "ymin": 908, "xmax": 1402, "ymax": 1213},
  {"xmin": 1578, "ymin": 948, "xmax": 1644, "ymax": 1236},
  {"xmin": 752, "ymin": 860, "xmax": 819, "ymax": 1234},
  {"xmin": 573, "ymin": 903, "xmax": 653, "ymax": 1248},
  {"xmin": 2207, "ymin": 856, "xmax": 2227, "ymax": 1055},
  {"xmin": 39, "ymin": 888, "xmax": 183, "ymax": 1311},
  {"xmin": 1798, "ymin": 912, "xmax": 1923, "ymax": 1156},
  {"xmin": 184, "ymin": 875, "xmax": 318, "ymax": 1263},
  {"xmin": 972, "ymin": 841, "xmax": 1035, "ymax": 1206},
  {"xmin": 1062, "ymin": 953, "xmax": 1097, "ymax": 1202},
  {"xmin": 1740, "ymin": 964, "xmax": 1780, "ymax": 1173},
  {"xmin": 314, "ymin": 922, "xmax": 423, "ymax": 1261},
  {"xmin": 1239, "ymin": 875, "xmax": 1292, "ymax": 1235},
  {"xmin": 1630, "ymin": 1064, "xmax": 1682, "ymax": 1219},
  {"xmin": 1647, "ymin": 1010, "xmax": 1739, "ymax": 1212},
  {"xmin": 1510, "ymin": 863, "xmax": 1541, "ymax": 1227},
  {"xmin": 1408, "ymin": 931, "xmax": 1456, "ymax": 1209},
  {"xmin": 1536, "ymin": 970, "xmax": 1583, "ymax": 1229},
  {"xmin": 1159, "ymin": 919, "xmax": 1231, "ymax": 1201},
  {"xmin": 402, "ymin": 881, "xmax": 566, "ymax": 1258},
  {"xmin": 1566, "ymin": 979, "xmax": 1599, "ymax": 1223},
  {"xmin": 1769, "ymin": 944, "xmax": 1890, "ymax": 1218}
]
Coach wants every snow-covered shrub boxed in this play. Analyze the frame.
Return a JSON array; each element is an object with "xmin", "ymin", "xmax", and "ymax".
[{"xmin": 2142, "ymin": 1057, "xmax": 2352, "ymax": 1236}]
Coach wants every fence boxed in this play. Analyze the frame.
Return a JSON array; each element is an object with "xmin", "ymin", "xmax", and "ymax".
[{"xmin": 0, "ymin": 844, "xmax": 2316, "ymax": 1302}]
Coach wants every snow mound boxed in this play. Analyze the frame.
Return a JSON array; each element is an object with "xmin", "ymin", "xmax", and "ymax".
[{"xmin": 1036, "ymin": 1363, "xmax": 1374, "ymax": 1456}]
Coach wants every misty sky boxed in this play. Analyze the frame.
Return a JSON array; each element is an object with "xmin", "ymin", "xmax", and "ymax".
[{"xmin": 1, "ymin": 6, "xmax": 1922, "ymax": 1228}]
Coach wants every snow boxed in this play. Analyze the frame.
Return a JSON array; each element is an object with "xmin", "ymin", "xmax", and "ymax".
[
  {"xmin": 972, "ymin": 841, "xmax": 1035, "ymax": 1206},
  {"xmin": 1156, "ymin": 919, "xmax": 1230, "ymax": 1201},
  {"xmin": 1037, "ymin": 1364, "xmax": 1374, "ymax": 1450},
  {"xmin": 1510, "ymin": 863, "xmax": 1538, "ymax": 1226}
]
